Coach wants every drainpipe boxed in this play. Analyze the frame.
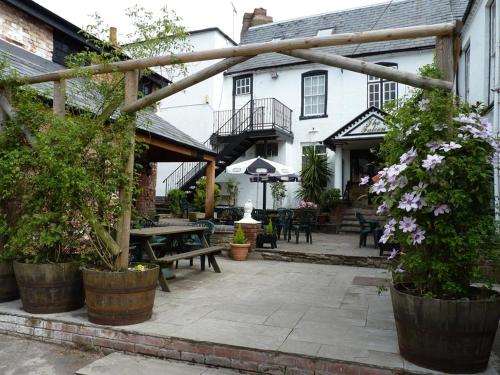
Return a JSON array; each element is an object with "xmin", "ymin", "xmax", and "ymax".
[{"xmin": 494, "ymin": 3, "xmax": 500, "ymax": 220}]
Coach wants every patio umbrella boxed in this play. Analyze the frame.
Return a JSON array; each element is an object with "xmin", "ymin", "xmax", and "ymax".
[{"xmin": 226, "ymin": 157, "xmax": 297, "ymax": 209}]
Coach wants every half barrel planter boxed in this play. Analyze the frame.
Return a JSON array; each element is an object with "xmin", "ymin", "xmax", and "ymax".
[
  {"xmin": 13, "ymin": 261, "xmax": 84, "ymax": 313},
  {"xmin": 391, "ymin": 283, "xmax": 500, "ymax": 373},
  {"xmin": 83, "ymin": 264, "xmax": 159, "ymax": 326},
  {"xmin": 0, "ymin": 260, "xmax": 19, "ymax": 302}
]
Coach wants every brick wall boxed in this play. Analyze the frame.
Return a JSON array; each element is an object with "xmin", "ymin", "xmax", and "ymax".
[
  {"xmin": 136, "ymin": 163, "xmax": 157, "ymax": 217},
  {"xmin": 0, "ymin": 2, "xmax": 53, "ymax": 60}
]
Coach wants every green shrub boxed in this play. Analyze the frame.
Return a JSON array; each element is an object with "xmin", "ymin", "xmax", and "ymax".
[
  {"xmin": 232, "ymin": 224, "xmax": 247, "ymax": 244},
  {"xmin": 193, "ymin": 176, "xmax": 220, "ymax": 212},
  {"xmin": 297, "ymin": 147, "xmax": 331, "ymax": 203},
  {"xmin": 265, "ymin": 220, "xmax": 273, "ymax": 235},
  {"xmin": 319, "ymin": 188, "xmax": 341, "ymax": 211},
  {"xmin": 166, "ymin": 189, "xmax": 185, "ymax": 216}
]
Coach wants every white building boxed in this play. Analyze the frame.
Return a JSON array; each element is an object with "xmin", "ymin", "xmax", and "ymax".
[
  {"xmin": 457, "ymin": 0, "xmax": 499, "ymax": 215},
  {"xmin": 156, "ymin": 28, "xmax": 236, "ymax": 196}
]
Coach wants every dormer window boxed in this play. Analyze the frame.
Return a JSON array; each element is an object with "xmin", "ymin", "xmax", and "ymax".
[{"xmin": 317, "ymin": 28, "xmax": 333, "ymax": 37}]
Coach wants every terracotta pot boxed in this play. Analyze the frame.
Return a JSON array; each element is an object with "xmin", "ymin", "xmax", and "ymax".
[
  {"xmin": 391, "ymin": 283, "xmax": 500, "ymax": 373},
  {"xmin": 230, "ymin": 243, "xmax": 250, "ymax": 261},
  {"xmin": 83, "ymin": 263, "xmax": 159, "ymax": 326},
  {"xmin": 14, "ymin": 261, "xmax": 84, "ymax": 314}
]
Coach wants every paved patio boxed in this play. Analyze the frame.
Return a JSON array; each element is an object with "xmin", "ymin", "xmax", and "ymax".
[{"xmin": 0, "ymin": 257, "xmax": 497, "ymax": 374}]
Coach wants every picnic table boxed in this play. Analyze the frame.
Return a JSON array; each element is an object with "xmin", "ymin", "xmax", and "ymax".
[{"xmin": 130, "ymin": 226, "xmax": 223, "ymax": 292}]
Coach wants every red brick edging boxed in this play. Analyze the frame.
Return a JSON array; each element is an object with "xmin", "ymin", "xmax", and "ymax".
[{"xmin": 0, "ymin": 312, "xmax": 398, "ymax": 375}]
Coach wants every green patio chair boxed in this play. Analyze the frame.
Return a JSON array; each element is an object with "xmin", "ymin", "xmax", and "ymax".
[
  {"xmin": 355, "ymin": 212, "xmax": 379, "ymax": 247},
  {"xmin": 289, "ymin": 209, "xmax": 316, "ymax": 244}
]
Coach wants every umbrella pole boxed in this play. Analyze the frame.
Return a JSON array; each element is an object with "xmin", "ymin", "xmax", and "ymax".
[{"xmin": 263, "ymin": 181, "xmax": 267, "ymax": 210}]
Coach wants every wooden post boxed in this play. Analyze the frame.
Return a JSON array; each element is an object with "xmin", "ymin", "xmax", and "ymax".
[
  {"xmin": 284, "ymin": 49, "xmax": 453, "ymax": 91},
  {"xmin": 53, "ymin": 79, "xmax": 66, "ymax": 117},
  {"xmin": 205, "ymin": 160, "xmax": 216, "ymax": 219},
  {"xmin": 435, "ymin": 36, "xmax": 455, "ymax": 82},
  {"xmin": 115, "ymin": 69, "xmax": 139, "ymax": 270}
]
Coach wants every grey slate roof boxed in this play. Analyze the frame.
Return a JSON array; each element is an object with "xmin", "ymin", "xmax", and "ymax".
[
  {"xmin": 0, "ymin": 40, "xmax": 213, "ymax": 155},
  {"xmin": 227, "ymin": 0, "xmax": 469, "ymax": 74}
]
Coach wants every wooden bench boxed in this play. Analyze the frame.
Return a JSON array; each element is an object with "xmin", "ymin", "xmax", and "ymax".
[{"xmin": 154, "ymin": 246, "xmax": 224, "ymax": 292}]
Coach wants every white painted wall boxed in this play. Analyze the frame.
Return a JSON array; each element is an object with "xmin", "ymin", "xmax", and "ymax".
[
  {"xmin": 155, "ymin": 30, "xmax": 235, "ymax": 196},
  {"xmin": 457, "ymin": 0, "xmax": 499, "ymax": 216},
  {"xmin": 217, "ymin": 50, "xmax": 434, "ymax": 208}
]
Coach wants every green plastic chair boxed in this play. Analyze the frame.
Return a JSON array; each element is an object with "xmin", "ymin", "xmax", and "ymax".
[{"xmin": 289, "ymin": 209, "xmax": 316, "ymax": 244}]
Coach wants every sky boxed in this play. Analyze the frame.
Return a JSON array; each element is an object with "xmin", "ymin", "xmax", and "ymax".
[{"xmin": 33, "ymin": 0, "xmax": 386, "ymax": 43}]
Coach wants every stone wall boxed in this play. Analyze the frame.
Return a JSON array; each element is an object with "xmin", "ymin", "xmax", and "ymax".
[
  {"xmin": 135, "ymin": 163, "xmax": 157, "ymax": 217},
  {"xmin": 0, "ymin": 2, "xmax": 53, "ymax": 60}
]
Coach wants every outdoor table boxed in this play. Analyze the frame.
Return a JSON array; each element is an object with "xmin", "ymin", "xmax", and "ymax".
[{"xmin": 130, "ymin": 226, "xmax": 208, "ymax": 289}]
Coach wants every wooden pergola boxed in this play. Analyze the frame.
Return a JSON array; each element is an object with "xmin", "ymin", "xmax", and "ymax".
[{"xmin": 0, "ymin": 21, "xmax": 462, "ymax": 268}]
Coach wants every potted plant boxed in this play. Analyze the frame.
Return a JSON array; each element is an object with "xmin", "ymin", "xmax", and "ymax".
[
  {"xmin": 369, "ymin": 65, "xmax": 500, "ymax": 373},
  {"xmin": 166, "ymin": 188, "xmax": 186, "ymax": 217},
  {"xmin": 0, "ymin": 200, "xmax": 20, "ymax": 303},
  {"xmin": 230, "ymin": 224, "xmax": 250, "ymax": 261},
  {"xmin": 319, "ymin": 188, "xmax": 342, "ymax": 224},
  {"xmin": 257, "ymin": 220, "xmax": 277, "ymax": 248}
]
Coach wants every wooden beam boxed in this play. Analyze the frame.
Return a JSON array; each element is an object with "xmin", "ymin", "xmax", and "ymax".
[
  {"xmin": 123, "ymin": 56, "xmax": 251, "ymax": 113},
  {"xmin": 136, "ymin": 133, "xmax": 216, "ymax": 162},
  {"xmin": 205, "ymin": 160, "xmax": 215, "ymax": 219},
  {"xmin": 115, "ymin": 69, "xmax": 139, "ymax": 270},
  {"xmin": 53, "ymin": 79, "xmax": 66, "ymax": 117},
  {"xmin": 283, "ymin": 49, "xmax": 453, "ymax": 90},
  {"xmin": 5, "ymin": 22, "xmax": 457, "ymax": 86},
  {"xmin": 435, "ymin": 36, "xmax": 454, "ymax": 82}
]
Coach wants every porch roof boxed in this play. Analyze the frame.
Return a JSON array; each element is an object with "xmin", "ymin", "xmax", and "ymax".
[{"xmin": 324, "ymin": 106, "xmax": 387, "ymax": 148}]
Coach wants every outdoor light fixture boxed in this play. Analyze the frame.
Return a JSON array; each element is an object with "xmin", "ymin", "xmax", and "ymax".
[{"xmin": 271, "ymin": 71, "xmax": 279, "ymax": 79}]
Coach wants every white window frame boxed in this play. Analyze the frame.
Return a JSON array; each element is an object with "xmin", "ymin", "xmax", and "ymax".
[
  {"xmin": 367, "ymin": 63, "xmax": 398, "ymax": 109},
  {"xmin": 235, "ymin": 76, "xmax": 251, "ymax": 96},
  {"xmin": 301, "ymin": 71, "xmax": 327, "ymax": 118},
  {"xmin": 464, "ymin": 44, "xmax": 471, "ymax": 102},
  {"xmin": 488, "ymin": 1, "xmax": 496, "ymax": 105}
]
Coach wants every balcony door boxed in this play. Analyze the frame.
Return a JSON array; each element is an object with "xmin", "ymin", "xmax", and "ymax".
[{"xmin": 232, "ymin": 74, "xmax": 253, "ymax": 133}]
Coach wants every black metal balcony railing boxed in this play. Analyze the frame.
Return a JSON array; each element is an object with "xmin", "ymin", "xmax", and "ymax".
[
  {"xmin": 164, "ymin": 98, "xmax": 292, "ymax": 193},
  {"xmin": 213, "ymin": 98, "xmax": 292, "ymax": 137}
]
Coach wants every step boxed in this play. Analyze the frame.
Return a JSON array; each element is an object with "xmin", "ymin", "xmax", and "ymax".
[{"xmin": 76, "ymin": 352, "xmax": 242, "ymax": 375}]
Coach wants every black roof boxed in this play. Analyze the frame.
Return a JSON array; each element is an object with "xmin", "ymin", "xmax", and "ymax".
[
  {"xmin": 0, "ymin": 39, "xmax": 214, "ymax": 155},
  {"xmin": 227, "ymin": 0, "xmax": 469, "ymax": 74}
]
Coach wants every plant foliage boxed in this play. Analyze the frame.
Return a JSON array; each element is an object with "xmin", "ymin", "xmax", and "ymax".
[
  {"xmin": 298, "ymin": 146, "xmax": 331, "ymax": 204},
  {"xmin": 166, "ymin": 189, "xmax": 186, "ymax": 217},
  {"xmin": 232, "ymin": 224, "xmax": 247, "ymax": 244},
  {"xmin": 319, "ymin": 188, "xmax": 341, "ymax": 211}
]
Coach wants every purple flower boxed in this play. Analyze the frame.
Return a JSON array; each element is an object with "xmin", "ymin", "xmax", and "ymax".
[
  {"xmin": 411, "ymin": 228, "xmax": 426, "ymax": 245},
  {"xmin": 359, "ymin": 176, "xmax": 370, "ymax": 186},
  {"xmin": 426, "ymin": 142, "xmax": 441, "ymax": 152},
  {"xmin": 422, "ymin": 154, "xmax": 445, "ymax": 171},
  {"xmin": 440, "ymin": 142, "xmax": 462, "ymax": 152},
  {"xmin": 416, "ymin": 195, "xmax": 426, "ymax": 209},
  {"xmin": 418, "ymin": 98, "xmax": 430, "ymax": 111},
  {"xmin": 398, "ymin": 192, "xmax": 420, "ymax": 212},
  {"xmin": 433, "ymin": 204, "xmax": 450, "ymax": 216},
  {"xmin": 413, "ymin": 182, "xmax": 428, "ymax": 192},
  {"xmin": 379, "ymin": 219, "xmax": 396, "ymax": 244},
  {"xmin": 397, "ymin": 176, "xmax": 408, "ymax": 189},
  {"xmin": 400, "ymin": 147, "xmax": 417, "ymax": 165},
  {"xmin": 388, "ymin": 248, "xmax": 398, "ymax": 260},
  {"xmin": 394, "ymin": 265, "xmax": 405, "ymax": 273},
  {"xmin": 399, "ymin": 217, "xmax": 417, "ymax": 233},
  {"xmin": 376, "ymin": 202, "xmax": 388, "ymax": 215},
  {"xmin": 371, "ymin": 180, "xmax": 387, "ymax": 195}
]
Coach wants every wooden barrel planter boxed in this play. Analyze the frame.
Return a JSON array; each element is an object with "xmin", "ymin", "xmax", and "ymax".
[
  {"xmin": 0, "ymin": 260, "xmax": 19, "ymax": 302},
  {"xmin": 83, "ymin": 264, "xmax": 159, "ymax": 326},
  {"xmin": 391, "ymin": 284, "xmax": 500, "ymax": 373},
  {"xmin": 13, "ymin": 261, "xmax": 84, "ymax": 314}
]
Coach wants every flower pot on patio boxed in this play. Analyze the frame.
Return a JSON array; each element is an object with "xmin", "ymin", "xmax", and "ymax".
[
  {"xmin": 13, "ymin": 261, "xmax": 84, "ymax": 314},
  {"xmin": 83, "ymin": 263, "xmax": 159, "ymax": 326},
  {"xmin": 229, "ymin": 243, "xmax": 250, "ymax": 261},
  {"xmin": 0, "ymin": 260, "xmax": 19, "ymax": 302},
  {"xmin": 391, "ymin": 284, "xmax": 500, "ymax": 373}
]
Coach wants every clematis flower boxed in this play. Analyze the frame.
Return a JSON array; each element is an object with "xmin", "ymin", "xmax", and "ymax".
[
  {"xmin": 359, "ymin": 176, "xmax": 370, "ymax": 186},
  {"xmin": 440, "ymin": 142, "xmax": 462, "ymax": 152},
  {"xmin": 397, "ymin": 176, "xmax": 408, "ymax": 189},
  {"xmin": 398, "ymin": 192, "xmax": 420, "ymax": 212},
  {"xmin": 418, "ymin": 98, "xmax": 430, "ymax": 111},
  {"xmin": 388, "ymin": 248, "xmax": 398, "ymax": 260},
  {"xmin": 426, "ymin": 142, "xmax": 441, "ymax": 152},
  {"xmin": 394, "ymin": 265, "xmax": 405, "ymax": 273},
  {"xmin": 411, "ymin": 228, "xmax": 426, "ymax": 245},
  {"xmin": 422, "ymin": 154, "xmax": 445, "ymax": 171},
  {"xmin": 399, "ymin": 217, "xmax": 417, "ymax": 233},
  {"xmin": 400, "ymin": 148, "xmax": 417, "ymax": 165},
  {"xmin": 377, "ymin": 202, "xmax": 389, "ymax": 215},
  {"xmin": 433, "ymin": 204, "xmax": 450, "ymax": 216},
  {"xmin": 371, "ymin": 180, "xmax": 387, "ymax": 195}
]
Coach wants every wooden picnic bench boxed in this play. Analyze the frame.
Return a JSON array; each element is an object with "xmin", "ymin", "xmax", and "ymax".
[{"xmin": 130, "ymin": 226, "xmax": 223, "ymax": 292}]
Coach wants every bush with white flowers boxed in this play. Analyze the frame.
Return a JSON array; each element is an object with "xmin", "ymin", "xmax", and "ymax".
[{"xmin": 364, "ymin": 65, "xmax": 500, "ymax": 299}]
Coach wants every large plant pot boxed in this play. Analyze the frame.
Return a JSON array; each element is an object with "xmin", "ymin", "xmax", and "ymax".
[
  {"xmin": 13, "ymin": 261, "xmax": 84, "ymax": 313},
  {"xmin": 391, "ymin": 283, "xmax": 500, "ymax": 373},
  {"xmin": 0, "ymin": 260, "xmax": 19, "ymax": 302},
  {"xmin": 230, "ymin": 243, "xmax": 250, "ymax": 261},
  {"xmin": 83, "ymin": 264, "xmax": 159, "ymax": 326}
]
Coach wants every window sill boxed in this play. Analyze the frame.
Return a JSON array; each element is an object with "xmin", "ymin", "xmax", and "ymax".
[{"xmin": 299, "ymin": 114, "xmax": 328, "ymax": 121}]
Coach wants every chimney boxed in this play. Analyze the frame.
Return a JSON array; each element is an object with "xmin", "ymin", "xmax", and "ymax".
[
  {"xmin": 109, "ymin": 27, "xmax": 118, "ymax": 46},
  {"xmin": 241, "ymin": 8, "xmax": 273, "ymax": 37}
]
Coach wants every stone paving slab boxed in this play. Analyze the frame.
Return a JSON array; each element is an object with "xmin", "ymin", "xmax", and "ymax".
[
  {"xmin": 0, "ymin": 257, "xmax": 497, "ymax": 375},
  {"xmin": 76, "ymin": 352, "xmax": 246, "ymax": 375}
]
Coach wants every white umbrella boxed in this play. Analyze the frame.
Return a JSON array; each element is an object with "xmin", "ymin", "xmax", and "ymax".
[{"xmin": 226, "ymin": 157, "xmax": 297, "ymax": 209}]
